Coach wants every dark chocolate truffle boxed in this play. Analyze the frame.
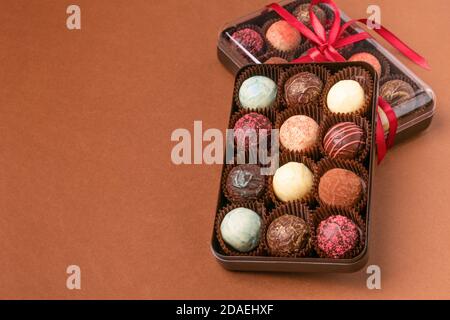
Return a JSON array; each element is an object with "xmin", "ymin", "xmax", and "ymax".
[
  {"xmin": 380, "ymin": 79, "xmax": 415, "ymax": 106},
  {"xmin": 233, "ymin": 112, "xmax": 272, "ymax": 149},
  {"xmin": 293, "ymin": 4, "xmax": 327, "ymax": 27},
  {"xmin": 284, "ymin": 72, "xmax": 323, "ymax": 106},
  {"xmin": 266, "ymin": 215, "xmax": 310, "ymax": 255},
  {"xmin": 264, "ymin": 56, "xmax": 288, "ymax": 64},
  {"xmin": 226, "ymin": 165, "xmax": 265, "ymax": 202},
  {"xmin": 318, "ymin": 168, "xmax": 363, "ymax": 207},
  {"xmin": 317, "ymin": 215, "xmax": 359, "ymax": 258},
  {"xmin": 323, "ymin": 122, "xmax": 364, "ymax": 159},
  {"xmin": 231, "ymin": 28, "xmax": 264, "ymax": 56},
  {"xmin": 266, "ymin": 20, "xmax": 302, "ymax": 52}
]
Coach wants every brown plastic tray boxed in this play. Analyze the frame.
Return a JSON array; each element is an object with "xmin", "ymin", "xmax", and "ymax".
[{"xmin": 211, "ymin": 61, "xmax": 378, "ymax": 272}]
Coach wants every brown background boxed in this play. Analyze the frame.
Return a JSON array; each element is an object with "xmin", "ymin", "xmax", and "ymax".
[{"xmin": 0, "ymin": 0, "xmax": 449, "ymax": 299}]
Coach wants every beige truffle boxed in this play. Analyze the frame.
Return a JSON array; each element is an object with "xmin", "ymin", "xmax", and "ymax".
[
  {"xmin": 327, "ymin": 80, "xmax": 365, "ymax": 113},
  {"xmin": 273, "ymin": 162, "xmax": 313, "ymax": 202}
]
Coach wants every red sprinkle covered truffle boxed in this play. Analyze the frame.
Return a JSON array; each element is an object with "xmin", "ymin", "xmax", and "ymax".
[
  {"xmin": 349, "ymin": 52, "xmax": 382, "ymax": 76},
  {"xmin": 231, "ymin": 28, "xmax": 264, "ymax": 56},
  {"xmin": 317, "ymin": 215, "xmax": 359, "ymax": 259},
  {"xmin": 234, "ymin": 112, "xmax": 272, "ymax": 150}
]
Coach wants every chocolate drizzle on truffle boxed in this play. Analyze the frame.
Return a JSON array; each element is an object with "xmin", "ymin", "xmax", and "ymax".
[
  {"xmin": 323, "ymin": 122, "xmax": 364, "ymax": 159},
  {"xmin": 284, "ymin": 72, "xmax": 323, "ymax": 106},
  {"xmin": 380, "ymin": 79, "xmax": 415, "ymax": 106}
]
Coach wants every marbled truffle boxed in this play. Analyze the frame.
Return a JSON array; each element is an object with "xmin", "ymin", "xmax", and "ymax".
[
  {"xmin": 323, "ymin": 122, "xmax": 364, "ymax": 159},
  {"xmin": 273, "ymin": 162, "xmax": 314, "ymax": 202},
  {"xmin": 220, "ymin": 207, "xmax": 262, "ymax": 253},
  {"xmin": 318, "ymin": 168, "xmax": 363, "ymax": 207},
  {"xmin": 327, "ymin": 80, "xmax": 365, "ymax": 113},
  {"xmin": 265, "ymin": 56, "xmax": 288, "ymax": 64},
  {"xmin": 380, "ymin": 79, "xmax": 415, "ymax": 106},
  {"xmin": 226, "ymin": 165, "xmax": 265, "ymax": 201},
  {"xmin": 280, "ymin": 115, "xmax": 319, "ymax": 152},
  {"xmin": 231, "ymin": 28, "xmax": 264, "ymax": 56},
  {"xmin": 266, "ymin": 20, "xmax": 302, "ymax": 52},
  {"xmin": 293, "ymin": 4, "xmax": 327, "ymax": 27},
  {"xmin": 266, "ymin": 215, "xmax": 310, "ymax": 256},
  {"xmin": 349, "ymin": 52, "xmax": 382, "ymax": 76},
  {"xmin": 233, "ymin": 112, "xmax": 272, "ymax": 149},
  {"xmin": 317, "ymin": 215, "xmax": 359, "ymax": 258},
  {"xmin": 284, "ymin": 72, "xmax": 323, "ymax": 106},
  {"xmin": 238, "ymin": 76, "xmax": 277, "ymax": 110}
]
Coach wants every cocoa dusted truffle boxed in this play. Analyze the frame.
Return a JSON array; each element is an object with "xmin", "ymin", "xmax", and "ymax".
[
  {"xmin": 293, "ymin": 4, "xmax": 327, "ymax": 27},
  {"xmin": 280, "ymin": 115, "xmax": 319, "ymax": 152},
  {"xmin": 266, "ymin": 215, "xmax": 310, "ymax": 256},
  {"xmin": 231, "ymin": 28, "xmax": 264, "ymax": 56},
  {"xmin": 266, "ymin": 20, "xmax": 302, "ymax": 52},
  {"xmin": 233, "ymin": 112, "xmax": 272, "ymax": 150},
  {"xmin": 318, "ymin": 168, "xmax": 363, "ymax": 207},
  {"xmin": 323, "ymin": 122, "xmax": 364, "ymax": 159},
  {"xmin": 264, "ymin": 56, "xmax": 288, "ymax": 64},
  {"xmin": 220, "ymin": 208, "xmax": 262, "ymax": 253},
  {"xmin": 380, "ymin": 79, "xmax": 415, "ymax": 107},
  {"xmin": 317, "ymin": 215, "xmax": 359, "ymax": 258},
  {"xmin": 284, "ymin": 72, "xmax": 324, "ymax": 106},
  {"xmin": 226, "ymin": 165, "xmax": 265, "ymax": 202},
  {"xmin": 349, "ymin": 52, "xmax": 382, "ymax": 76}
]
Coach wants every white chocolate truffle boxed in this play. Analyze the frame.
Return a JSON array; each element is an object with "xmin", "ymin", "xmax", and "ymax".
[
  {"xmin": 220, "ymin": 208, "xmax": 262, "ymax": 252},
  {"xmin": 273, "ymin": 162, "xmax": 314, "ymax": 202},
  {"xmin": 327, "ymin": 80, "xmax": 365, "ymax": 113}
]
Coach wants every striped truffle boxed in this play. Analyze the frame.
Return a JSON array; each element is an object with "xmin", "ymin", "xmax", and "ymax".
[{"xmin": 323, "ymin": 122, "xmax": 364, "ymax": 159}]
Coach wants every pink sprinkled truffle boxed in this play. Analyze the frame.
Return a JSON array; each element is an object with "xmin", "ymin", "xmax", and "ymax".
[
  {"xmin": 317, "ymin": 215, "xmax": 359, "ymax": 258},
  {"xmin": 234, "ymin": 112, "xmax": 272, "ymax": 150},
  {"xmin": 231, "ymin": 28, "xmax": 264, "ymax": 56}
]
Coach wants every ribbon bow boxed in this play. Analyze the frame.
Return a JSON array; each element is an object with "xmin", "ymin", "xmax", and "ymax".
[{"xmin": 267, "ymin": 0, "xmax": 430, "ymax": 163}]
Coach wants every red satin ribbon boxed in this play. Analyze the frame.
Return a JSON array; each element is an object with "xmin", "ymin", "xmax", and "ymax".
[{"xmin": 267, "ymin": 0, "xmax": 430, "ymax": 163}]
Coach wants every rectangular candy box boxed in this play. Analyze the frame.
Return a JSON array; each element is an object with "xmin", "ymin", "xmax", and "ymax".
[
  {"xmin": 211, "ymin": 61, "xmax": 378, "ymax": 272},
  {"xmin": 217, "ymin": 0, "xmax": 435, "ymax": 143}
]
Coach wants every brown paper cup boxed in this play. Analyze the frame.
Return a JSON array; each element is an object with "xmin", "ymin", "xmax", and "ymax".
[
  {"xmin": 221, "ymin": 164, "xmax": 269, "ymax": 205},
  {"xmin": 313, "ymin": 158, "xmax": 369, "ymax": 213},
  {"xmin": 263, "ymin": 201, "xmax": 313, "ymax": 258},
  {"xmin": 268, "ymin": 151, "xmax": 317, "ymax": 208},
  {"xmin": 215, "ymin": 201, "xmax": 266, "ymax": 256},
  {"xmin": 226, "ymin": 24, "xmax": 267, "ymax": 62},
  {"xmin": 310, "ymin": 206, "xmax": 366, "ymax": 259},
  {"xmin": 275, "ymin": 103, "xmax": 322, "ymax": 159},
  {"xmin": 234, "ymin": 64, "xmax": 282, "ymax": 112},
  {"xmin": 278, "ymin": 64, "xmax": 331, "ymax": 109},
  {"xmin": 318, "ymin": 114, "xmax": 371, "ymax": 163},
  {"xmin": 321, "ymin": 66, "xmax": 374, "ymax": 118}
]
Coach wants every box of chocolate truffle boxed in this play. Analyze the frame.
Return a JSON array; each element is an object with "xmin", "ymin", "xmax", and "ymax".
[
  {"xmin": 217, "ymin": 0, "xmax": 435, "ymax": 143},
  {"xmin": 211, "ymin": 61, "xmax": 378, "ymax": 272}
]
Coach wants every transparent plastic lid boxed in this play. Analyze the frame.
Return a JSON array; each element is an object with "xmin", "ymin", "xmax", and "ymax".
[{"xmin": 217, "ymin": 0, "xmax": 435, "ymax": 139}]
